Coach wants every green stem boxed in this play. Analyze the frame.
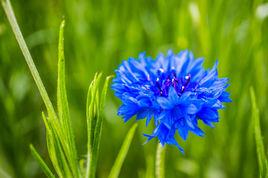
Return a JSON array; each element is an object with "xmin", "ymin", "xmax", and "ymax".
[
  {"xmin": 156, "ymin": 143, "xmax": 166, "ymax": 178},
  {"xmin": 1, "ymin": 0, "xmax": 56, "ymax": 116}
]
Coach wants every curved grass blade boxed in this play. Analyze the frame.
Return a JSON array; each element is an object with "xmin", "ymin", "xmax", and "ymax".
[
  {"xmin": 1, "ymin": 0, "xmax": 56, "ymax": 118},
  {"xmin": 108, "ymin": 123, "xmax": 138, "ymax": 178},
  {"xmin": 250, "ymin": 87, "xmax": 268, "ymax": 178},
  {"xmin": 29, "ymin": 144, "xmax": 55, "ymax": 178}
]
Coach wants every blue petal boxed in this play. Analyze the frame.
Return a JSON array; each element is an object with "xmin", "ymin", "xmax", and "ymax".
[
  {"xmin": 136, "ymin": 110, "xmax": 149, "ymax": 120},
  {"xmin": 186, "ymin": 104, "xmax": 199, "ymax": 114},
  {"xmin": 112, "ymin": 49, "xmax": 231, "ymax": 152},
  {"xmin": 197, "ymin": 107, "xmax": 219, "ymax": 127},
  {"xmin": 199, "ymin": 61, "xmax": 218, "ymax": 86},
  {"xmin": 166, "ymin": 137, "xmax": 184, "ymax": 153},
  {"xmin": 219, "ymin": 91, "xmax": 232, "ymax": 102},
  {"xmin": 157, "ymin": 97, "xmax": 173, "ymax": 110},
  {"xmin": 191, "ymin": 126, "xmax": 205, "ymax": 137},
  {"xmin": 178, "ymin": 126, "xmax": 189, "ymax": 140}
]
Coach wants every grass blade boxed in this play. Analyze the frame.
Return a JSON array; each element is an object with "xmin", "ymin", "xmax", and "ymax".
[
  {"xmin": 86, "ymin": 74, "xmax": 112, "ymax": 178},
  {"xmin": 250, "ymin": 87, "xmax": 268, "ymax": 178},
  {"xmin": 42, "ymin": 113, "xmax": 66, "ymax": 178},
  {"xmin": 108, "ymin": 123, "xmax": 138, "ymax": 178},
  {"xmin": 88, "ymin": 73, "xmax": 102, "ymax": 150},
  {"xmin": 1, "ymin": 0, "xmax": 56, "ymax": 117},
  {"xmin": 91, "ymin": 75, "xmax": 113, "ymax": 176},
  {"xmin": 57, "ymin": 20, "xmax": 71, "ymax": 141},
  {"xmin": 29, "ymin": 144, "xmax": 55, "ymax": 178},
  {"xmin": 100, "ymin": 75, "xmax": 114, "ymax": 110},
  {"xmin": 57, "ymin": 20, "xmax": 79, "ymax": 177}
]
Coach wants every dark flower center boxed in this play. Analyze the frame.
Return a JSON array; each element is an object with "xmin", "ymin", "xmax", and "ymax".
[{"xmin": 154, "ymin": 68, "xmax": 191, "ymax": 97}]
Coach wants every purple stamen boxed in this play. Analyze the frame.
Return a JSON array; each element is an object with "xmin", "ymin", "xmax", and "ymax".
[
  {"xmin": 155, "ymin": 70, "xmax": 192, "ymax": 96},
  {"xmin": 181, "ymin": 74, "xmax": 191, "ymax": 93}
]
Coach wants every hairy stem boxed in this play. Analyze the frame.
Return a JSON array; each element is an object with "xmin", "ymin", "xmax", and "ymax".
[{"xmin": 156, "ymin": 143, "xmax": 166, "ymax": 178}]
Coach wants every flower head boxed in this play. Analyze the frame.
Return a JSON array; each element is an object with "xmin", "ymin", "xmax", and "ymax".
[{"xmin": 112, "ymin": 50, "xmax": 231, "ymax": 152}]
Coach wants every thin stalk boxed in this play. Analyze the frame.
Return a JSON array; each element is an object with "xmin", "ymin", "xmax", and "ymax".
[
  {"xmin": 155, "ymin": 143, "xmax": 166, "ymax": 178},
  {"xmin": 1, "ymin": 0, "xmax": 56, "ymax": 116}
]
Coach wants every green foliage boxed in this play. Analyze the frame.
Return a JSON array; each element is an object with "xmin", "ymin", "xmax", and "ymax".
[
  {"xmin": 85, "ymin": 73, "xmax": 113, "ymax": 178},
  {"xmin": 250, "ymin": 88, "xmax": 268, "ymax": 178},
  {"xmin": 29, "ymin": 144, "xmax": 55, "ymax": 178},
  {"xmin": 2, "ymin": 0, "xmax": 76, "ymax": 177},
  {"xmin": 30, "ymin": 20, "xmax": 80, "ymax": 178},
  {"xmin": 57, "ymin": 20, "xmax": 78, "ymax": 172},
  {"xmin": 2, "ymin": 1, "xmax": 133, "ymax": 177},
  {"xmin": 1, "ymin": 0, "xmax": 56, "ymax": 116},
  {"xmin": 108, "ymin": 123, "xmax": 138, "ymax": 178},
  {"xmin": 1, "ymin": 0, "xmax": 268, "ymax": 177},
  {"xmin": 155, "ymin": 144, "xmax": 165, "ymax": 178}
]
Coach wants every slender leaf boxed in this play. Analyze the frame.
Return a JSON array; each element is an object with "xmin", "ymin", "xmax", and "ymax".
[
  {"xmin": 1, "ymin": 0, "xmax": 56, "ymax": 117},
  {"xmin": 29, "ymin": 144, "xmax": 55, "ymax": 178},
  {"xmin": 250, "ymin": 87, "xmax": 268, "ymax": 178},
  {"xmin": 100, "ymin": 75, "xmax": 114, "ymax": 110},
  {"xmin": 86, "ymin": 74, "xmax": 111, "ymax": 178},
  {"xmin": 41, "ymin": 113, "xmax": 64, "ymax": 177},
  {"xmin": 42, "ymin": 113, "xmax": 66, "ymax": 178},
  {"xmin": 108, "ymin": 123, "xmax": 138, "ymax": 178},
  {"xmin": 57, "ymin": 20, "xmax": 79, "ymax": 177}
]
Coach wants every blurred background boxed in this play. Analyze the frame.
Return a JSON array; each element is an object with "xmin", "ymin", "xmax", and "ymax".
[{"xmin": 0, "ymin": 0, "xmax": 268, "ymax": 177}]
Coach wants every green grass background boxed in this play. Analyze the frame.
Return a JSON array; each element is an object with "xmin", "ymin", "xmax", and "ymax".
[{"xmin": 0, "ymin": 0, "xmax": 268, "ymax": 177}]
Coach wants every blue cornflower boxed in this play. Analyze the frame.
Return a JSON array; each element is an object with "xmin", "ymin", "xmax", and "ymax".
[{"xmin": 112, "ymin": 50, "xmax": 231, "ymax": 152}]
